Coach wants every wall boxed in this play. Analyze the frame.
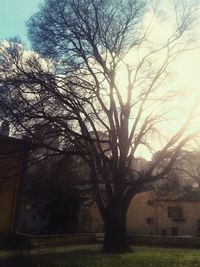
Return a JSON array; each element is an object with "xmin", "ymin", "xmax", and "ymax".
[
  {"xmin": 0, "ymin": 136, "xmax": 28, "ymax": 233},
  {"xmin": 127, "ymin": 191, "xmax": 157, "ymax": 234},
  {"xmin": 156, "ymin": 200, "xmax": 200, "ymax": 236},
  {"xmin": 127, "ymin": 191, "xmax": 200, "ymax": 236},
  {"xmin": 80, "ymin": 191, "xmax": 200, "ymax": 237}
]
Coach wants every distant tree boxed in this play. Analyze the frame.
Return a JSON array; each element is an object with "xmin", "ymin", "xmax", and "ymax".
[
  {"xmin": 151, "ymin": 150, "xmax": 200, "ymax": 197},
  {"xmin": 21, "ymin": 154, "xmax": 90, "ymax": 234},
  {"xmin": 0, "ymin": 0, "xmax": 199, "ymax": 252}
]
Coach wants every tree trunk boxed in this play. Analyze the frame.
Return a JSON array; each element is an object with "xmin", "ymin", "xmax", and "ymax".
[{"xmin": 102, "ymin": 205, "xmax": 130, "ymax": 253}]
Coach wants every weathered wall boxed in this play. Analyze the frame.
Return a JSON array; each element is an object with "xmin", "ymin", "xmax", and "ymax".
[
  {"xmin": 127, "ymin": 191, "xmax": 200, "ymax": 236},
  {"xmin": 156, "ymin": 200, "xmax": 200, "ymax": 236},
  {"xmin": 0, "ymin": 137, "xmax": 27, "ymax": 233},
  {"xmin": 127, "ymin": 191, "xmax": 157, "ymax": 235}
]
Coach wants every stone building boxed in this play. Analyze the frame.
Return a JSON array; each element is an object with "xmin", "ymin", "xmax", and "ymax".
[{"xmin": 0, "ymin": 135, "xmax": 31, "ymax": 234}]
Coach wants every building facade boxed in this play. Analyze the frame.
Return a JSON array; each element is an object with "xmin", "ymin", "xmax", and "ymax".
[
  {"xmin": 80, "ymin": 190, "xmax": 200, "ymax": 237},
  {"xmin": 128, "ymin": 191, "xmax": 200, "ymax": 236},
  {"xmin": 0, "ymin": 135, "xmax": 31, "ymax": 234}
]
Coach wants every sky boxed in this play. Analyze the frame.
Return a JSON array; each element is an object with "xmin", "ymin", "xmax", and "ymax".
[{"xmin": 0, "ymin": 0, "xmax": 43, "ymax": 46}]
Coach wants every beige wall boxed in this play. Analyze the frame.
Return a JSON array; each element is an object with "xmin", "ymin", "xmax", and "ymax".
[
  {"xmin": 127, "ymin": 191, "xmax": 157, "ymax": 234},
  {"xmin": 156, "ymin": 200, "xmax": 200, "ymax": 236},
  {"xmin": 0, "ymin": 138, "xmax": 24, "ymax": 233},
  {"xmin": 128, "ymin": 191, "xmax": 200, "ymax": 236}
]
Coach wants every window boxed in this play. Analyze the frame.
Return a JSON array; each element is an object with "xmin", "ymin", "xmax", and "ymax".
[
  {"xmin": 148, "ymin": 200, "xmax": 154, "ymax": 206},
  {"xmin": 171, "ymin": 227, "xmax": 178, "ymax": 236},
  {"xmin": 146, "ymin": 217, "xmax": 154, "ymax": 224},
  {"xmin": 168, "ymin": 206, "xmax": 182, "ymax": 218},
  {"xmin": 161, "ymin": 229, "xmax": 167, "ymax": 236},
  {"xmin": 193, "ymin": 182, "xmax": 199, "ymax": 188}
]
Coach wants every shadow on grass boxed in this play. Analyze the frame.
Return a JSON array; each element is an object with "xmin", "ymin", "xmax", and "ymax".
[{"xmin": 0, "ymin": 248, "xmax": 104, "ymax": 267}]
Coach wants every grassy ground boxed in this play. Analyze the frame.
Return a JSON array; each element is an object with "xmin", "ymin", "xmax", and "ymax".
[{"xmin": 1, "ymin": 245, "xmax": 200, "ymax": 267}]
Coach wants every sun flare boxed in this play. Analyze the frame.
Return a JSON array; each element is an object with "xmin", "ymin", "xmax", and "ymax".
[{"xmin": 115, "ymin": 3, "xmax": 200, "ymax": 160}]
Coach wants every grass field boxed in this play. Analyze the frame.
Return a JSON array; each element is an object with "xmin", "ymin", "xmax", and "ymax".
[{"xmin": 1, "ymin": 245, "xmax": 200, "ymax": 267}]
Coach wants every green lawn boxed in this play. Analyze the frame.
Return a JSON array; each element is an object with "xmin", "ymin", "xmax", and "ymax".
[{"xmin": 1, "ymin": 245, "xmax": 200, "ymax": 267}]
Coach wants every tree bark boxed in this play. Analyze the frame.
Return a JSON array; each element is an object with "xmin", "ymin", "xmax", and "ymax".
[{"xmin": 102, "ymin": 204, "xmax": 130, "ymax": 253}]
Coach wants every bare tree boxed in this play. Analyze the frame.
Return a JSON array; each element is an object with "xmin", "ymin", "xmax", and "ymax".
[{"xmin": 0, "ymin": 0, "xmax": 199, "ymax": 252}]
